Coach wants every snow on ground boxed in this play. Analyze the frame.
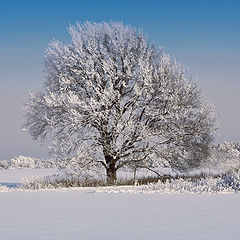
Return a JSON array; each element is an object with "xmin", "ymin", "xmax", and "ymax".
[
  {"xmin": 0, "ymin": 169, "xmax": 57, "ymax": 187},
  {"xmin": 1, "ymin": 169, "xmax": 240, "ymax": 239},
  {"xmin": 0, "ymin": 188, "xmax": 240, "ymax": 240}
]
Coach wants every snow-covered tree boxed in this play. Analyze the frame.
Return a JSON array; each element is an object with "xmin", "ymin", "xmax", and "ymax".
[
  {"xmin": 0, "ymin": 156, "xmax": 55, "ymax": 169},
  {"xmin": 23, "ymin": 22, "xmax": 217, "ymax": 184},
  {"xmin": 208, "ymin": 142, "xmax": 240, "ymax": 173}
]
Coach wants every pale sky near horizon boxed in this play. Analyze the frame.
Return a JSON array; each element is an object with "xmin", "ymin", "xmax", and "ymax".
[{"xmin": 0, "ymin": 0, "xmax": 239, "ymax": 160}]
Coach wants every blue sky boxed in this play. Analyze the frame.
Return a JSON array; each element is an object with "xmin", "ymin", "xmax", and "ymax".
[{"xmin": 0, "ymin": 0, "xmax": 239, "ymax": 159}]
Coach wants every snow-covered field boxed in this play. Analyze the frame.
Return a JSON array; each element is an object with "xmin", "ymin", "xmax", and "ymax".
[
  {"xmin": 0, "ymin": 188, "xmax": 240, "ymax": 240},
  {"xmin": 0, "ymin": 169, "xmax": 57, "ymax": 187},
  {"xmin": 0, "ymin": 169, "xmax": 240, "ymax": 239}
]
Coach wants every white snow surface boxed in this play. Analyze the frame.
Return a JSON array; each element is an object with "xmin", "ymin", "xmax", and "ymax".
[
  {"xmin": 0, "ymin": 188, "xmax": 240, "ymax": 240},
  {"xmin": 0, "ymin": 168, "xmax": 57, "ymax": 184},
  {"xmin": 1, "ymin": 169, "xmax": 240, "ymax": 239}
]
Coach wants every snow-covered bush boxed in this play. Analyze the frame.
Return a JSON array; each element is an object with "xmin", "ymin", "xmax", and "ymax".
[
  {"xmin": 0, "ymin": 160, "xmax": 9, "ymax": 169},
  {"xmin": 22, "ymin": 171, "xmax": 107, "ymax": 189},
  {"xmin": 95, "ymin": 171, "xmax": 240, "ymax": 194},
  {"xmin": 215, "ymin": 171, "xmax": 240, "ymax": 192},
  {"xmin": 0, "ymin": 155, "xmax": 56, "ymax": 169},
  {"xmin": 0, "ymin": 185, "xmax": 11, "ymax": 192},
  {"xmin": 206, "ymin": 142, "xmax": 240, "ymax": 174},
  {"xmin": 20, "ymin": 167, "xmax": 240, "ymax": 194}
]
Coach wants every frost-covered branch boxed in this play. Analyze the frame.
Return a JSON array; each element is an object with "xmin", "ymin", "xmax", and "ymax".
[{"xmin": 23, "ymin": 21, "xmax": 217, "ymax": 184}]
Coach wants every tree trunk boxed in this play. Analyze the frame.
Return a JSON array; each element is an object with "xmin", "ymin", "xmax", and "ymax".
[
  {"xmin": 106, "ymin": 167, "xmax": 117, "ymax": 185},
  {"xmin": 105, "ymin": 154, "xmax": 117, "ymax": 185}
]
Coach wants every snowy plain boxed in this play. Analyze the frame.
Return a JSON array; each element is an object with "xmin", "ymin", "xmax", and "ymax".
[
  {"xmin": 1, "ymin": 188, "xmax": 240, "ymax": 240},
  {"xmin": 0, "ymin": 168, "xmax": 56, "ymax": 187},
  {"xmin": 0, "ymin": 169, "xmax": 240, "ymax": 240}
]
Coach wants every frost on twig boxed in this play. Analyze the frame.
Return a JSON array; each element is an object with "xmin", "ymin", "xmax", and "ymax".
[{"xmin": 23, "ymin": 22, "xmax": 217, "ymax": 184}]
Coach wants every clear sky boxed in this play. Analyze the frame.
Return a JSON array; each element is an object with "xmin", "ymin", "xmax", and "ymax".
[{"xmin": 0, "ymin": 0, "xmax": 239, "ymax": 160}]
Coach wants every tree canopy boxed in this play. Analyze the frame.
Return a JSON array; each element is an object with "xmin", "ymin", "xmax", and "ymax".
[{"xmin": 24, "ymin": 22, "xmax": 217, "ymax": 184}]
